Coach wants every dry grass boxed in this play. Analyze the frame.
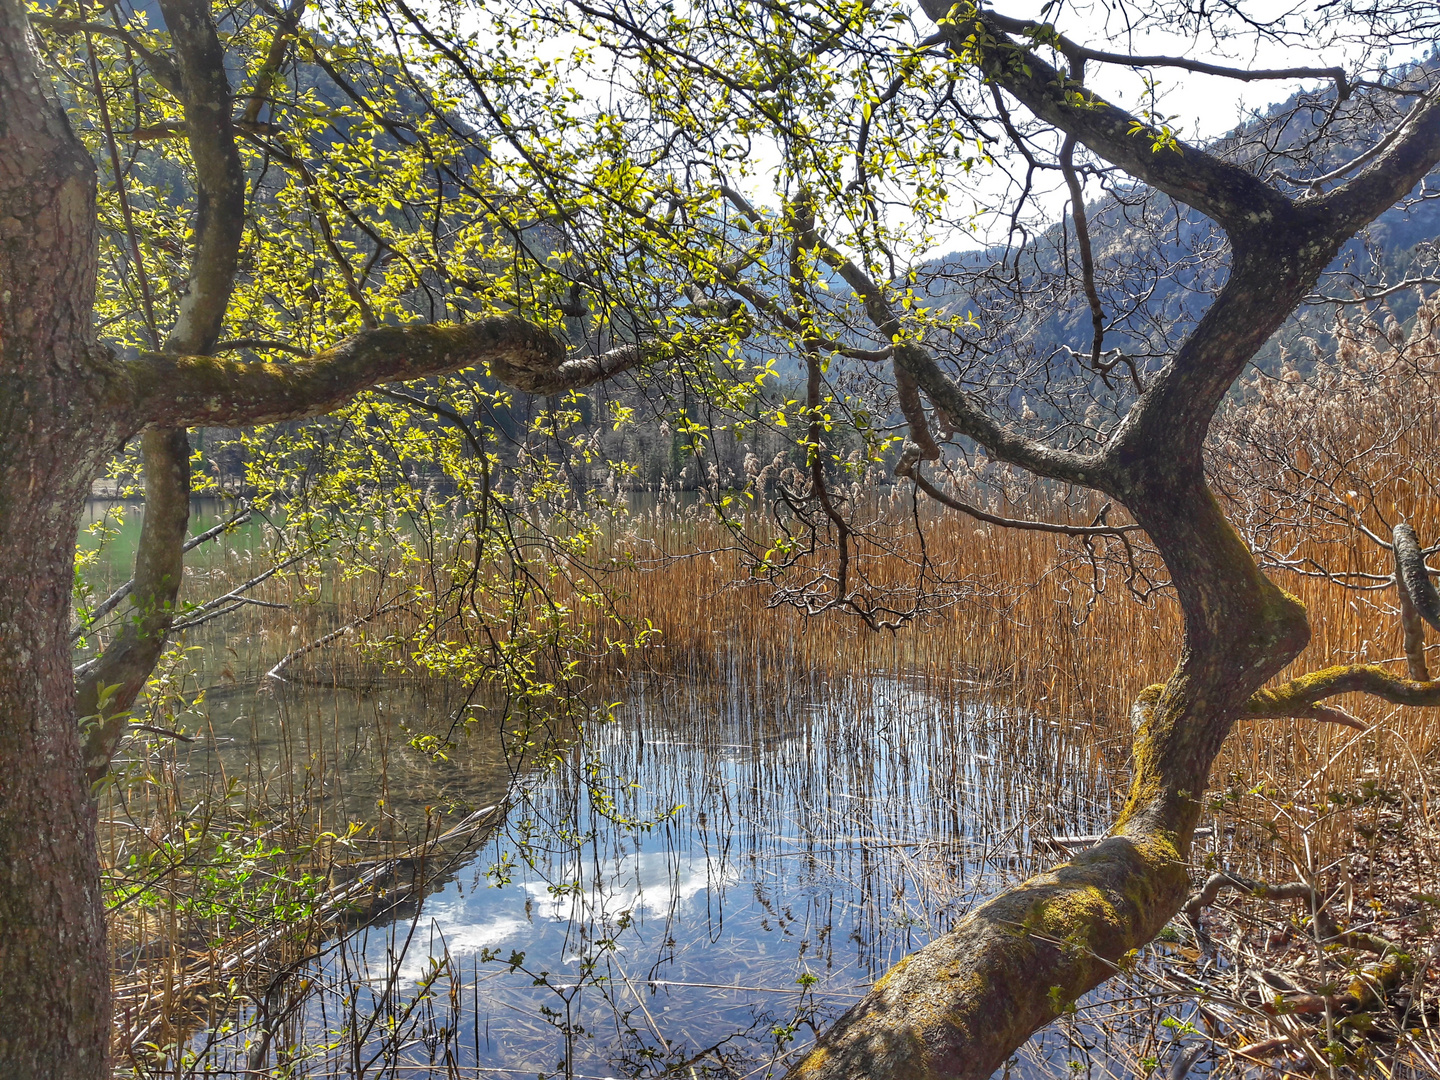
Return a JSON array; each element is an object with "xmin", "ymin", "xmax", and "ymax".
[{"xmin": 93, "ymin": 295, "xmax": 1440, "ymax": 1076}]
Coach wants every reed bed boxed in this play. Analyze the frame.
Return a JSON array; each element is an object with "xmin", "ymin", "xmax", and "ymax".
[
  {"xmin": 89, "ymin": 297, "xmax": 1440, "ymax": 1077},
  {"xmin": 98, "ymin": 480, "xmax": 1436, "ymax": 1077}
]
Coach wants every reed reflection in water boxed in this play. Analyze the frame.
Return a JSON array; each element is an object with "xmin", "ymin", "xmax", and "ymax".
[
  {"xmin": 270, "ymin": 659, "xmax": 1119, "ymax": 1079},
  {"xmin": 84, "ymin": 499, "xmax": 1137, "ymax": 1076}
]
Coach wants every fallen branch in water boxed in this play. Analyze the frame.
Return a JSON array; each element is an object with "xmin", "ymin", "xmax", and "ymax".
[
  {"xmin": 72, "ymin": 506, "xmax": 253, "ymax": 642},
  {"xmin": 264, "ymin": 597, "xmax": 407, "ymax": 682},
  {"xmin": 117, "ymin": 801, "xmax": 506, "ymax": 1056}
]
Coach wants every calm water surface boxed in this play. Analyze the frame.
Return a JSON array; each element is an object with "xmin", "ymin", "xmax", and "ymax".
[
  {"xmin": 289, "ymin": 665, "xmax": 1120, "ymax": 1077},
  {"xmin": 86, "ymin": 499, "xmax": 1138, "ymax": 1078}
]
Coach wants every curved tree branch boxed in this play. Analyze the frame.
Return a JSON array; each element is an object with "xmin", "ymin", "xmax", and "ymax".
[
  {"xmin": 158, "ymin": 0, "xmax": 245, "ymax": 357},
  {"xmin": 797, "ymin": 221, "xmax": 1105, "ymax": 488},
  {"xmin": 911, "ymin": 467, "xmax": 1139, "ymax": 537},
  {"xmin": 76, "ymin": 427, "xmax": 189, "ymax": 781},
  {"xmin": 30, "ymin": 16, "xmax": 182, "ymax": 96},
  {"xmin": 1182, "ymin": 870, "xmax": 1397, "ymax": 956},
  {"xmin": 980, "ymin": 11, "xmax": 1353, "ymax": 100},
  {"xmin": 77, "ymin": 0, "xmax": 247, "ymax": 779},
  {"xmin": 1315, "ymin": 87, "xmax": 1440, "ymax": 234},
  {"xmin": 1252, "ymin": 663, "xmax": 1440, "ymax": 714},
  {"xmin": 1131, "ymin": 681, "xmax": 1368, "ymax": 733},
  {"xmin": 119, "ymin": 318, "xmax": 648, "ymax": 430},
  {"xmin": 921, "ymin": 2, "xmax": 1297, "ymax": 238}
]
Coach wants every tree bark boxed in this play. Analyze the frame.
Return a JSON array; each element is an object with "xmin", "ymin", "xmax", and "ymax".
[
  {"xmin": 0, "ymin": 452, "xmax": 114, "ymax": 1080},
  {"xmin": 785, "ymin": 460, "xmax": 1309, "ymax": 1080},
  {"xmin": 4, "ymin": 0, "xmax": 1439, "ymax": 1074},
  {"xmin": 784, "ymin": 17, "xmax": 1440, "ymax": 1080},
  {"xmin": 1, "ymin": 7, "xmax": 117, "ymax": 1074}
]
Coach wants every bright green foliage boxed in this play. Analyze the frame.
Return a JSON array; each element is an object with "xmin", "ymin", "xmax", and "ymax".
[{"xmin": 50, "ymin": 0, "xmax": 1013, "ymax": 704}]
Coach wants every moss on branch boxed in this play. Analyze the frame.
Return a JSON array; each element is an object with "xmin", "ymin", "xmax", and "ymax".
[
  {"xmin": 119, "ymin": 317, "xmax": 647, "ymax": 430},
  {"xmin": 1251, "ymin": 664, "xmax": 1440, "ymax": 719},
  {"xmin": 783, "ymin": 831, "xmax": 1188, "ymax": 1080},
  {"xmin": 1131, "ymin": 663, "xmax": 1440, "ymax": 737}
]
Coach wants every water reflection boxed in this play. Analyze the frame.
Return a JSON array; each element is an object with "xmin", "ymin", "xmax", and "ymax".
[
  {"xmin": 85, "ymin": 498, "xmax": 1130, "ymax": 1076},
  {"xmin": 306, "ymin": 669, "xmax": 1115, "ymax": 1078}
]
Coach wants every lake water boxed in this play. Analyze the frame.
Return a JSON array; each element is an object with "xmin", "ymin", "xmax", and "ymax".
[
  {"xmin": 86, "ymin": 500, "xmax": 1159, "ymax": 1079},
  {"xmin": 165, "ymin": 668, "xmax": 1122, "ymax": 1077}
]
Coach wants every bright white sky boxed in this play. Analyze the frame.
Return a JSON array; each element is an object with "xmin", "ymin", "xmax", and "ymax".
[
  {"xmin": 926, "ymin": 0, "xmax": 1432, "ymax": 253},
  {"xmin": 429, "ymin": 0, "xmax": 1430, "ymax": 257}
]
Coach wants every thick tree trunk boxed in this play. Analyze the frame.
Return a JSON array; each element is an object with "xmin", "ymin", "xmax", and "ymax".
[
  {"xmin": 1, "ymin": 8, "xmax": 119, "ymax": 1075},
  {"xmin": 785, "ymin": 468, "xmax": 1309, "ymax": 1080}
]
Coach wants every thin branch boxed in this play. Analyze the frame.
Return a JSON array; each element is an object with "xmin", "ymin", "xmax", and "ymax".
[
  {"xmin": 167, "ymin": 549, "xmax": 308, "ymax": 632},
  {"xmin": 212, "ymin": 337, "xmax": 312, "ymax": 356},
  {"xmin": 265, "ymin": 600, "xmax": 406, "ymax": 682},
  {"xmin": 1059, "ymin": 132, "xmax": 1109, "ymax": 378},
  {"xmin": 31, "ymin": 15, "xmax": 181, "ymax": 95},
  {"xmin": 1308, "ymin": 276, "xmax": 1440, "ymax": 304},
  {"xmin": 72, "ymin": 507, "xmax": 252, "ymax": 642},
  {"xmin": 86, "ymin": 32, "xmax": 159, "ymax": 349},
  {"xmin": 116, "ymin": 119, "xmax": 282, "ymax": 140},
  {"xmin": 983, "ymin": 12, "xmax": 1352, "ymax": 98},
  {"xmin": 912, "ymin": 467, "xmax": 1139, "ymax": 537},
  {"xmin": 1182, "ymin": 870, "xmax": 1396, "ymax": 957}
]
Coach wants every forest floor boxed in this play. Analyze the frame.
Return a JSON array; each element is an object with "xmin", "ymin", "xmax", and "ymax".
[{"xmin": 1147, "ymin": 765, "xmax": 1440, "ymax": 1078}]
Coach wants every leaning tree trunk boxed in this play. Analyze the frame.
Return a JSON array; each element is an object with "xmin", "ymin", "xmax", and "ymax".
[{"xmin": 784, "ymin": 465, "xmax": 1310, "ymax": 1080}]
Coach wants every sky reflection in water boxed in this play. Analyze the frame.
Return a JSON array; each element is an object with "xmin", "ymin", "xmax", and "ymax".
[{"xmin": 325, "ymin": 669, "xmax": 1115, "ymax": 1078}]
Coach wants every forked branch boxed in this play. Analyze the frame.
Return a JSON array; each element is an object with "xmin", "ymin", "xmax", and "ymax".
[
  {"xmin": 793, "ymin": 217, "xmax": 1104, "ymax": 488},
  {"xmin": 922, "ymin": 1, "xmax": 1297, "ymax": 237}
]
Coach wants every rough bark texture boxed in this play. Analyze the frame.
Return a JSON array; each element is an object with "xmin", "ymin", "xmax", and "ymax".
[
  {"xmin": 3, "ymin": 0, "xmax": 1440, "ymax": 1074},
  {"xmin": 0, "ymin": 6, "xmax": 117, "ymax": 1075}
]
